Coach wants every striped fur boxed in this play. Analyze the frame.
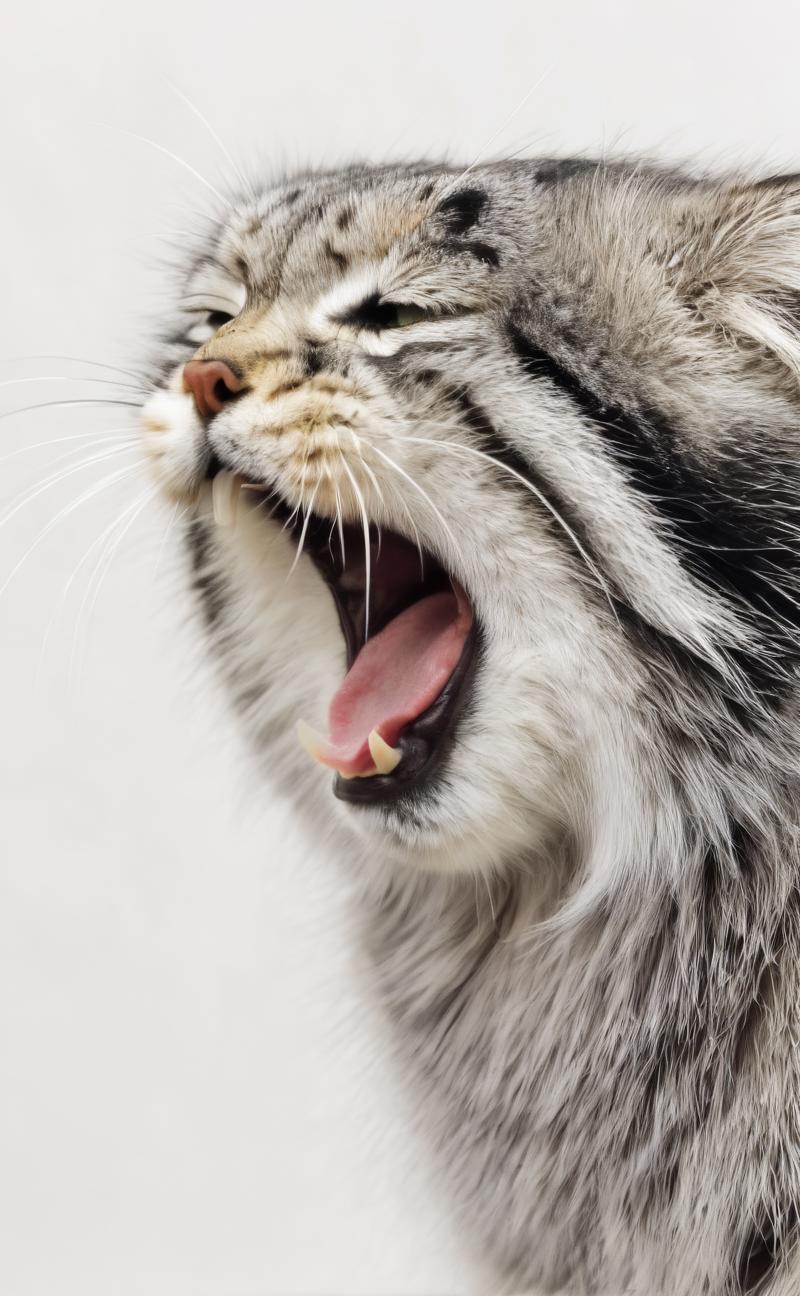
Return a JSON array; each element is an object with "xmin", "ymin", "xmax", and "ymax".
[{"xmin": 141, "ymin": 159, "xmax": 800, "ymax": 1294}]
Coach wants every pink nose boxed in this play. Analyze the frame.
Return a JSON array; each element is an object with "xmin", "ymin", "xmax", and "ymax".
[{"xmin": 183, "ymin": 359, "xmax": 244, "ymax": 419}]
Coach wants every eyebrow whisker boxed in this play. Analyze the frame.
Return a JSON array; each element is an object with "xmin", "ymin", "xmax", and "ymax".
[
  {"xmin": 163, "ymin": 76, "xmax": 255, "ymax": 202},
  {"xmin": 437, "ymin": 63, "xmax": 554, "ymax": 202},
  {"xmin": 93, "ymin": 121, "xmax": 230, "ymax": 208}
]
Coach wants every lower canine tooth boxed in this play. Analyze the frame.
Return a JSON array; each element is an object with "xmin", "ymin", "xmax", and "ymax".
[
  {"xmin": 212, "ymin": 469, "xmax": 242, "ymax": 526},
  {"xmin": 367, "ymin": 728, "xmax": 402, "ymax": 775}
]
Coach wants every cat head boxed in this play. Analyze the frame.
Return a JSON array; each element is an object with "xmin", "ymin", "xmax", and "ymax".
[{"xmin": 141, "ymin": 160, "xmax": 800, "ymax": 879}]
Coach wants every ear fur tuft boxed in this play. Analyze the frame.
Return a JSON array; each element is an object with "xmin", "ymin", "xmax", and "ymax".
[{"xmin": 673, "ymin": 175, "xmax": 800, "ymax": 381}]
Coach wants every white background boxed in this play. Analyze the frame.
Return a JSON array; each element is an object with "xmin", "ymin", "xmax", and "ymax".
[{"xmin": 2, "ymin": 3, "xmax": 800, "ymax": 1293}]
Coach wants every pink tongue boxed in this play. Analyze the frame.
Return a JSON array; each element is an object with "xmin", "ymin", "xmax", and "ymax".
[{"xmin": 318, "ymin": 590, "xmax": 472, "ymax": 777}]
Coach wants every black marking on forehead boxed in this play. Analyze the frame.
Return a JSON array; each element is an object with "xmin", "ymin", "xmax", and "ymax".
[
  {"xmin": 534, "ymin": 158, "xmax": 599, "ymax": 185},
  {"xmin": 336, "ymin": 205, "xmax": 354, "ymax": 231},
  {"xmin": 436, "ymin": 187, "xmax": 489, "ymax": 234},
  {"xmin": 269, "ymin": 193, "xmax": 334, "ymax": 296},
  {"xmin": 507, "ymin": 317, "xmax": 800, "ymax": 692},
  {"xmin": 303, "ymin": 342, "xmax": 326, "ymax": 376},
  {"xmin": 406, "ymin": 365, "xmax": 450, "ymax": 388},
  {"xmin": 323, "ymin": 238, "xmax": 348, "ymax": 271},
  {"xmin": 443, "ymin": 238, "xmax": 500, "ymax": 268}
]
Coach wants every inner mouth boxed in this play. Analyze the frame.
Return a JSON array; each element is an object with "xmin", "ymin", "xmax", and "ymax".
[{"xmin": 212, "ymin": 467, "xmax": 479, "ymax": 806}]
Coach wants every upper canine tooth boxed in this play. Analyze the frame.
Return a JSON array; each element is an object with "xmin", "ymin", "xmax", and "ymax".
[
  {"xmin": 297, "ymin": 719, "xmax": 329, "ymax": 766},
  {"xmin": 212, "ymin": 470, "xmax": 242, "ymax": 526},
  {"xmin": 367, "ymin": 728, "xmax": 402, "ymax": 775},
  {"xmin": 297, "ymin": 720, "xmax": 355, "ymax": 778}
]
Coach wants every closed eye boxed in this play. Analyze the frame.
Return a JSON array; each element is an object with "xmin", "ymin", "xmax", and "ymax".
[
  {"xmin": 182, "ymin": 277, "xmax": 247, "ymax": 331},
  {"xmin": 205, "ymin": 309, "xmax": 234, "ymax": 328},
  {"xmin": 183, "ymin": 304, "xmax": 238, "ymax": 344},
  {"xmin": 342, "ymin": 295, "xmax": 439, "ymax": 331}
]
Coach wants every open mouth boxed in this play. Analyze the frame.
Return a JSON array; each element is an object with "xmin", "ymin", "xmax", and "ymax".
[{"xmin": 211, "ymin": 467, "xmax": 480, "ymax": 806}]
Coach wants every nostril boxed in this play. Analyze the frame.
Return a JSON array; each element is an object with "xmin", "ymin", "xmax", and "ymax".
[{"xmin": 183, "ymin": 358, "xmax": 245, "ymax": 420}]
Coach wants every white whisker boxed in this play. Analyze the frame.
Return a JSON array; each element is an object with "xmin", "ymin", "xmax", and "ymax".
[
  {"xmin": 438, "ymin": 65, "xmax": 554, "ymax": 199},
  {"xmin": 0, "ymin": 375, "xmax": 147, "ymax": 394},
  {"xmin": 340, "ymin": 456, "xmax": 372, "ymax": 642},
  {"xmin": 69, "ymin": 485, "xmax": 157, "ymax": 680},
  {"xmin": 0, "ymin": 397, "xmax": 143, "ymax": 423},
  {"xmin": 390, "ymin": 485, "xmax": 426, "ymax": 579},
  {"xmin": 282, "ymin": 451, "xmax": 311, "ymax": 543},
  {"xmin": 8, "ymin": 355, "xmax": 149, "ymax": 383},
  {"xmin": 37, "ymin": 484, "xmax": 154, "ymax": 678},
  {"xmin": 94, "ymin": 122, "xmax": 229, "ymax": 208},
  {"xmin": 281, "ymin": 503, "xmax": 301, "ymax": 533},
  {"xmin": 153, "ymin": 499, "xmax": 186, "ymax": 580},
  {"xmin": 0, "ymin": 443, "xmax": 140, "ymax": 530},
  {"xmin": 0, "ymin": 461, "xmax": 143, "ymax": 598},
  {"xmin": 368, "ymin": 442, "xmax": 458, "ymax": 552},
  {"xmin": 288, "ymin": 482, "xmax": 320, "ymax": 576},
  {"xmin": 333, "ymin": 480, "xmax": 347, "ymax": 566},
  {"xmin": 401, "ymin": 433, "xmax": 619, "ymax": 622},
  {"xmin": 0, "ymin": 429, "xmax": 137, "ymax": 467},
  {"xmin": 348, "ymin": 429, "xmax": 385, "ymax": 506},
  {"xmin": 26, "ymin": 435, "xmax": 140, "ymax": 482},
  {"xmin": 164, "ymin": 76, "xmax": 253, "ymax": 200},
  {"xmin": 482, "ymin": 871, "xmax": 497, "ymax": 927}
]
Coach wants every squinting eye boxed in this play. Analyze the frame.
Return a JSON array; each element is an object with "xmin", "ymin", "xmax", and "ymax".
[
  {"xmin": 382, "ymin": 302, "xmax": 430, "ymax": 328},
  {"xmin": 206, "ymin": 310, "xmax": 234, "ymax": 329},
  {"xmin": 344, "ymin": 295, "xmax": 436, "ymax": 331},
  {"xmin": 185, "ymin": 307, "xmax": 237, "ymax": 345}
]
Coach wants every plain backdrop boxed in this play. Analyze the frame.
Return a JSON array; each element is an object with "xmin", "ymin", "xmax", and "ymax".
[{"xmin": 3, "ymin": 3, "xmax": 800, "ymax": 1293}]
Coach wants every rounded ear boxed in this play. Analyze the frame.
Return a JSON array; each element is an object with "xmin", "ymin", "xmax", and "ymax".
[{"xmin": 669, "ymin": 175, "xmax": 800, "ymax": 381}]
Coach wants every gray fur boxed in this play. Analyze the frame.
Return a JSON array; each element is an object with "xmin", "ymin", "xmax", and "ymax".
[{"xmin": 140, "ymin": 158, "xmax": 800, "ymax": 1294}]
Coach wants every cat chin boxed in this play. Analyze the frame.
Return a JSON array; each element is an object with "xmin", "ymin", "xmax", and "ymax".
[{"xmin": 338, "ymin": 799, "xmax": 561, "ymax": 878}]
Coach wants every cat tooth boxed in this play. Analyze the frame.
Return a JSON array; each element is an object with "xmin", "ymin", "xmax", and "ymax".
[
  {"xmin": 297, "ymin": 721, "xmax": 392, "ymax": 780},
  {"xmin": 297, "ymin": 720, "xmax": 354, "ymax": 778},
  {"xmin": 212, "ymin": 469, "xmax": 242, "ymax": 526},
  {"xmin": 367, "ymin": 728, "xmax": 402, "ymax": 775},
  {"xmin": 297, "ymin": 719, "xmax": 329, "ymax": 766}
]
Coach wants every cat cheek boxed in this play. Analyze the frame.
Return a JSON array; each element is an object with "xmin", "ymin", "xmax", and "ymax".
[{"xmin": 140, "ymin": 388, "xmax": 205, "ymax": 502}]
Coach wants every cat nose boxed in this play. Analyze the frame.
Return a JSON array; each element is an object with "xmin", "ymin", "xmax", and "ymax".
[{"xmin": 183, "ymin": 359, "xmax": 245, "ymax": 420}]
